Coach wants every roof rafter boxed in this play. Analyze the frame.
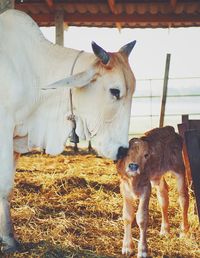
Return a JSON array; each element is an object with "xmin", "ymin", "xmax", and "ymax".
[
  {"xmin": 107, "ymin": 0, "xmax": 116, "ymax": 14},
  {"xmin": 45, "ymin": 0, "xmax": 53, "ymax": 8}
]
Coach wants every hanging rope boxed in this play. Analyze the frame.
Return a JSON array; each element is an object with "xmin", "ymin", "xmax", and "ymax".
[{"xmin": 67, "ymin": 50, "xmax": 84, "ymax": 144}]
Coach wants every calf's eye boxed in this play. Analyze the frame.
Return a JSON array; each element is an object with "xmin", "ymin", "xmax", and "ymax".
[
  {"xmin": 110, "ymin": 88, "xmax": 120, "ymax": 100},
  {"xmin": 144, "ymin": 153, "xmax": 149, "ymax": 159}
]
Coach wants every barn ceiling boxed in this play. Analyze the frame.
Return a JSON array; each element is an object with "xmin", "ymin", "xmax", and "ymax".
[{"xmin": 14, "ymin": 0, "xmax": 200, "ymax": 28}]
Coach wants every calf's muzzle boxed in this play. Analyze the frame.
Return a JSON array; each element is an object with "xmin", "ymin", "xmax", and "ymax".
[{"xmin": 128, "ymin": 163, "xmax": 139, "ymax": 171}]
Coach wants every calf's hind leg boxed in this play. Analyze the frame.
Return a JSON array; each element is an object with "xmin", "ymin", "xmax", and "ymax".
[
  {"xmin": 173, "ymin": 171, "xmax": 189, "ymax": 235},
  {"xmin": 152, "ymin": 177, "xmax": 170, "ymax": 235}
]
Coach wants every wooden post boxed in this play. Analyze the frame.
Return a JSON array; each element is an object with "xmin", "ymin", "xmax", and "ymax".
[
  {"xmin": 159, "ymin": 53, "xmax": 171, "ymax": 127},
  {"xmin": 55, "ymin": 10, "xmax": 64, "ymax": 46},
  {"xmin": 185, "ymin": 130, "xmax": 200, "ymax": 222},
  {"xmin": 0, "ymin": 0, "xmax": 14, "ymax": 13}
]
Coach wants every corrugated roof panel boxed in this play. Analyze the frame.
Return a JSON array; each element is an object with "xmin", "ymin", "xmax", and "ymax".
[
  {"xmin": 62, "ymin": 3, "xmax": 75, "ymax": 13},
  {"xmin": 136, "ymin": 3, "xmax": 147, "ymax": 15},
  {"xmin": 98, "ymin": 3, "xmax": 110, "ymax": 14},
  {"xmin": 175, "ymin": 3, "xmax": 185, "ymax": 14},
  {"xmin": 149, "ymin": 3, "xmax": 159, "ymax": 15},
  {"xmin": 125, "ymin": 3, "xmax": 136, "ymax": 14},
  {"xmin": 85, "ymin": 3, "xmax": 99, "ymax": 14},
  {"xmin": 75, "ymin": 3, "xmax": 87, "ymax": 14}
]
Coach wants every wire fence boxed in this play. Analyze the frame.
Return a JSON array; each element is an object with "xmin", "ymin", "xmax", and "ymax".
[{"xmin": 129, "ymin": 76, "xmax": 200, "ymax": 137}]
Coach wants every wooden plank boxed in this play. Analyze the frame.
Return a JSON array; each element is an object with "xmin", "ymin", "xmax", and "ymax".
[
  {"xmin": 159, "ymin": 53, "xmax": 171, "ymax": 128},
  {"xmin": 185, "ymin": 130, "xmax": 200, "ymax": 222},
  {"xmin": 178, "ymin": 123, "xmax": 192, "ymax": 185},
  {"xmin": 14, "ymin": 10, "xmax": 200, "ymax": 25},
  {"xmin": 55, "ymin": 11, "xmax": 64, "ymax": 46}
]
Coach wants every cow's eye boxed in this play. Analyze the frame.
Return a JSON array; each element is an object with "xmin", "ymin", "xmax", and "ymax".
[
  {"xmin": 110, "ymin": 88, "xmax": 120, "ymax": 100},
  {"xmin": 144, "ymin": 153, "xmax": 149, "ymax": 159}
]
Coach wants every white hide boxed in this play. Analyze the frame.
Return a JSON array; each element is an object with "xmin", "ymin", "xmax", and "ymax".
[{"xmin": 0, "ymin": 9, "xmax": 135, "ymax": 160}]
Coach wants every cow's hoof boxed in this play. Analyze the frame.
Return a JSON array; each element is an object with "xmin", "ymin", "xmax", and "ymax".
[{"xmin": 1, "ymin": 239, "xmax": 21, "ymax": 254}]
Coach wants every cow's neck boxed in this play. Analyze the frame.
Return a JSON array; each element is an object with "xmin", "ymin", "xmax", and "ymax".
[{"xmin": 33, "ymin": 40, "xmax": 96, "ymax": 88}]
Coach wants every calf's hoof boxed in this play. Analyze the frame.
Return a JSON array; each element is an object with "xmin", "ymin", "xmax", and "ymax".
[
  {"xmin": 137, "ymin": 251, "xmax": 148, "ymax": 258},
  {"xmin": 122, "ymin": 241, "xmax": 134, "ymax": 256},
  {"xmin": 160, "ymin": 225, "xmax": 170, "ymax": 236}
]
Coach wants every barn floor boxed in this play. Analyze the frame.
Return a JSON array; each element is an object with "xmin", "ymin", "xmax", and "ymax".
[{"xmin": 2, "ymin": 148, "xmax": 200, "ymax": 258}]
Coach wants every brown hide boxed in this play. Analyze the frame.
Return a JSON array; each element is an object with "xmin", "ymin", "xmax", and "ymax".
[{"xmin": 141, "ymin": 126, "xmax": 185, "ymax": 179}]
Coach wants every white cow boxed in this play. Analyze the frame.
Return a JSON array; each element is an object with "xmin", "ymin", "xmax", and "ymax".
[{"xmin": 0, "ymin": 9, "xmax": 136, "ymax": 252}]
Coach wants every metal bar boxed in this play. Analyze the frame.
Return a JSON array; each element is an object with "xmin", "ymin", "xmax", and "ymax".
[{"xmin": 159, "ymin": 53, "xmax": 171, "ymax": 127}]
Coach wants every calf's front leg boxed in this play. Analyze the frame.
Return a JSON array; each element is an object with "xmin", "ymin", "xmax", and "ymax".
[
  {"xmin": 122, "ymin": 196, "xmax": 135, "ymax": 255},
  {"xmin": 136, "ymin": 185, "xmax": 151, "ymax": 258},
  {"xmin": 153, "ymin": 177, "xmax": 170, "ymax": 235}
]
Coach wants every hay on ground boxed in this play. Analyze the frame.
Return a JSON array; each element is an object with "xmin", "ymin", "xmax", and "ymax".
[{"xmin": 2, "ymin": 147, "xmax": 199, "ymax": 258}]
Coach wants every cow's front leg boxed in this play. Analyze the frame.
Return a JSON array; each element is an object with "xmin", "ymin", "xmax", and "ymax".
[
  {"xmin": 122, "ymin": 196, "xmax": 135, "ymax": 255},
  {"xmin": 0, "ymin": 112, "xmax": 19, "ymax": 253},
  {"xmin": 136, "ymin": 184, "xmax": 151, "ymax": 258},
  {"xmin": 0, "ymin": 196, "xmax": 19, "ymax": 253}
]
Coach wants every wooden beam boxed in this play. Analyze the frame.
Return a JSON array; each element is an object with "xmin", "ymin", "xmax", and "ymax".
[
  {"xmin": 55, "ymin": 11, "xmax": 64, "ymax": 46},
  {"xmin": 26, "ymin": 13, "xmax": 200, "ymax": 26},
  {"xmin": 159, "ymin": 53, "xmax": 171, "ymax": 128}
]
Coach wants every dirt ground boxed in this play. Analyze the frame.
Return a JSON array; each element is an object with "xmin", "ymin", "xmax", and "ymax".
[{"xmin": 1, "ymin": 147, "xmax": 199, "ymax": 258}]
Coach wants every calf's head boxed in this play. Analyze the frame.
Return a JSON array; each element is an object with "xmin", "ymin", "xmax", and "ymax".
[{"xmin": 117, "ymin": 138, "xmax": 150, "ymax": 178}]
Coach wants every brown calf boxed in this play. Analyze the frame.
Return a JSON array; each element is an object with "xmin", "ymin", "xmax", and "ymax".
[{"xmin": 116, "ymin": 126, "xmax": 189, "ymax": 257}]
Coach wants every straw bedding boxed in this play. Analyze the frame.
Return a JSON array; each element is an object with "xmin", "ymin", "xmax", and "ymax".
[{"xmin": 2, "ymin": 148, "xmax": 199, "ymax": 257}]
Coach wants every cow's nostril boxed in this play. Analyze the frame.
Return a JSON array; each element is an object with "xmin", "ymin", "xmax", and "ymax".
[
  {"xmin": 117, "ymin": 146, "xmax": 128, "ymax": 160},
  {"xmin": 128, "ymin": 163, "xmax": 139, "ymax": 171}
]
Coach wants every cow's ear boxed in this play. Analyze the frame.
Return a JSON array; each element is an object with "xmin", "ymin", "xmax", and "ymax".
[
  {"xmin": 119, "ymin": 40, "xmax": 136, "ymax": 57},
  {"xmin": 92, "ymin": 41, "xmax": 110, "ymax": 65},
  {"xmin": 43, "ymin": 67, "xmax": 97, "ymax": 90}
]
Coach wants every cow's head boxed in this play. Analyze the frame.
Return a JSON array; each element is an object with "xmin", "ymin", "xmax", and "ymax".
[{"xmin": 47, "ymin": 41, "xmax": 136, "ymax": 160}]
